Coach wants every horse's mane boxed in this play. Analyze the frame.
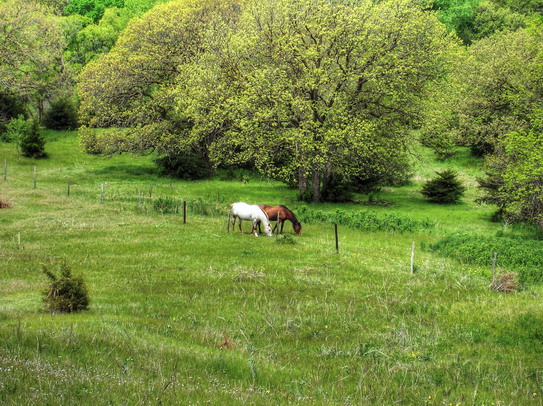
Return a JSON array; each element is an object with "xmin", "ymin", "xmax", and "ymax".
[
  {"xmin": 280, "ymin": 205, "xmax": 300, "ymax": 225},
  {"xmin": 259, "ymin": 206, "xmax": 270, "ymax": 219}
]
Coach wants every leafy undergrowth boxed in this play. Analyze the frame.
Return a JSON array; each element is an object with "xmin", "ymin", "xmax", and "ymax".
[
  {"xmin": 430, "ymin": 233, "xmax": 543, "ymax": 283},
  {"xmin": 296, "ymin": 206, "xmax": 434, "ymax": 233}
]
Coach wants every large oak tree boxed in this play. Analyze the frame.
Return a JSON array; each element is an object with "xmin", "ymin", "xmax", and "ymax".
[{"xmin": 79, "ymin": 0, "xmax": 456, "ymax": 201}]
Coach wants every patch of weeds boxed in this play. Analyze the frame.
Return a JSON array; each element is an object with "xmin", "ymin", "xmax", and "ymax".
[
  {"xmin": 275, "ymin": 234, "xmax": 296, "ymax": 244},
  {"xmin": 152, "ymin": 196, "xmax": 179, "ymax": 214}
]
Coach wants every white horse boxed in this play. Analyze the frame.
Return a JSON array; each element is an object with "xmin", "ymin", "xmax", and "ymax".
[{"xmin": 230, "ymin": 202, "xmax": 272, "ymax": 237}]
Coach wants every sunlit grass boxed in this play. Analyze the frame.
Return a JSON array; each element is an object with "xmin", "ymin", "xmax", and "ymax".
[{"xmin": 1, "ymin": 131, "xmax": 542, "ymax": 405}]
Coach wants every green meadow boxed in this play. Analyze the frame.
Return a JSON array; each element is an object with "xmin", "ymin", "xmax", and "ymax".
[{"xmin": 1, "ymin": 131, "xmax": 543, "ymax": 405}]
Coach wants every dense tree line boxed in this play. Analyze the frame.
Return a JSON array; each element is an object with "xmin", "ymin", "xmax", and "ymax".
[{"xmin": 1, "ymin": 0, "xmax": 543, "ymax": 220}]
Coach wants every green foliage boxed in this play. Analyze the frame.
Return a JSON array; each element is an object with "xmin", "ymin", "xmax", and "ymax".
[
  {"xmin": 472, "ymin": 1, "xmax": 525, "ymax": 39},
  {"xmin": 64, "ymin": 0, "xmax": 124, "ymax": 22},
  {"xmin": 421, "ymin": 169, "xmax": 466, "ymax": 204},
  {"xmin": 494, "ymin": 0, "xmax": 543, "ymax": 15},
  {"xmin": 78, "ymin": 125, "xmax": 101, "ymax": 154},
  {"xmin": 1, "ymin": 115, "xmax": 28, "ymax": 143},
  {"xmin": 431, "ymin": 233, "xmax": 543, "ymax": 283},
  {"xmin": 479, "ymin": 128, "xmax": 543, "ymax": 227},
  {"xmin": 452, "ymin": 28, "xmax": 541, "ymax": 155},
  {"xmin": 155, "ymin": 152, "xmax": 210, "ymax": 181},
  {"xmin": 296, "ymin": 206, "xmax": 434, "ymax": 233},
  {"xmin": 433, "ymin": 0, "xmax": 482, "ymax": 43},
  {"xmin": 20, "ymin": 120, "xmax": 47, "ymax": 158},
  {"xmin": 0, "ymin": 0, "xmax": 66, "ymax": 122},
  {"xmin": 42, "ymin": 262, "xmax": 90, "ymax": 313},
  {"xmin": 0, "ymin": 92, "xmax": 26, "ymax": 135},
  {"xmin": 43, "ymin": 97, "xmax": 78, "ymax": 130},
  {"xmin": 433, "ymin": 0, "xmax": 526, "ymax": 43}
]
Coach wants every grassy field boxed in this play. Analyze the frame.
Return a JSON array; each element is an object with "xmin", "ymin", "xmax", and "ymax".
[{"xmin": 1, "ymin": 131, "xmax": 543, "ymax": 405}]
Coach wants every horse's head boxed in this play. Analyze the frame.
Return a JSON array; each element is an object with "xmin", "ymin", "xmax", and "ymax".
[
  {"xmin": 293, "ymin": 222, "xmax": 302, "ymax": 236},
  {"xmin": 264, "ymin": 221, "xmax": 273, "ymax": 237}
]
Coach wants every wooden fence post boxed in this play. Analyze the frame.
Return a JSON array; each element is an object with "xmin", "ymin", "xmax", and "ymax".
[
  {"xmin": 67, "ymin": 178, "xmax": 71, "ymax": 196},
  {"xmin": 227, "ymin": 213, "xmax": 231, "ymax": 232},
  {"xmin": 4, "ymin": 159, "xmax": 7, "ymax": 181},
  {"xmin": 33, "ymin": 166, "xmax": 37, "ymax": 189},
  {"xmin": 410, "ymin": 241, "xmax": 416, "ymax": 274},
  {"xmin": 334, "ymin": 224, "xmax": 339, "ymax": 254},
  {"xmin": 183, "ymin": 200, "xmax": 187, "ymax": 224},
  {"xmin": 492, "ymin": 252, "xmax": 497, "ymax": 284},
  {"xmin": 101, "ymin": 183, "xmax": 105, "ymax": 203}
]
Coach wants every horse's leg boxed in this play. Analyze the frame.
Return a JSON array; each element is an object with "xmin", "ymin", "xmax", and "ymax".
[
  {"xmin": 232, "ymin": 215, "xmax": 236, "ymax": 232},
  {"xmin": 257, "ymin": 220, "xmax": 262, "ymax": 234},
  {"xmin": 239, "ymin": 219, "xmax": 243, "ymax": 233},
  {"xmin": 252, "ymin": 219, "xmax": 258, "ymax": 236},
  {"xmin": 280, "ymin": 220, "xmax": 285, "ymax": 233}
]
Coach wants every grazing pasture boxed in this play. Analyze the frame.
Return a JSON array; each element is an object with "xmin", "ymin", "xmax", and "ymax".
[{"xmin": 1, "ymin": 131, "xmax": 543, "ymax": 405}]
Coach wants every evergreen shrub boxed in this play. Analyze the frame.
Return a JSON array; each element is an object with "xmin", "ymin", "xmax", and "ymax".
[
  {"xmin": 42, "ymin": 262, "xmax": 89, "ymax": 313},
  {"xmin": 20, "ymin": 120, "xmax": 46, "ymax": 158},
  {"xmin": 421, "ymin": 169, "xmax": 466, "ymax": 204},
  {"xmin": 43, "ymin": 98, "xmax": 78, "ymax": 130}
]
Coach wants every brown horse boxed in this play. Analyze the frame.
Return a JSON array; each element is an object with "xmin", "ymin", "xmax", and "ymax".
[{"xmin": 257, "ymin": 205, "xmax": 302, "ymax": 235}]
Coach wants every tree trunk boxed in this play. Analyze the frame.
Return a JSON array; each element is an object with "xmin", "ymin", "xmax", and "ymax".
[
  {"xmin": 37, "ymin": 99, "xmax": 45, "ymax": 124},
  {"xmin": 312, "ymin": 169, "xmax": 321, "ymax": 202},
  {"xmin": 298, "ymin": 168, "xmax": 308, "ymax": 199},
  {"xmin": 321, "ymin": 164, "xmax": 332, "ymax": 196}
]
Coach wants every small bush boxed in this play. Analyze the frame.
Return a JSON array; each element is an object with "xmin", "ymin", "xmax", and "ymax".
[
  {"xmin": 79, "ymin": 126, "xmax": 102, "ymax": 154},
  {"xmin": 155, "ymin": 152, "xmax": 210, "ymax": 180},
  {"xmin": 43, "ymin": 98, "xmax": 78, "ymax": 130},
  {"xmin": 42, "ymin": 262, "xmax": 89, "ymax": 313},
  {"xmin": 421, "ymin": 169, "xmax": 466, "ymax": 204},
  {"xmin": 20, "ymin": 120, "xmax": 46, "ymax": 158}
]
